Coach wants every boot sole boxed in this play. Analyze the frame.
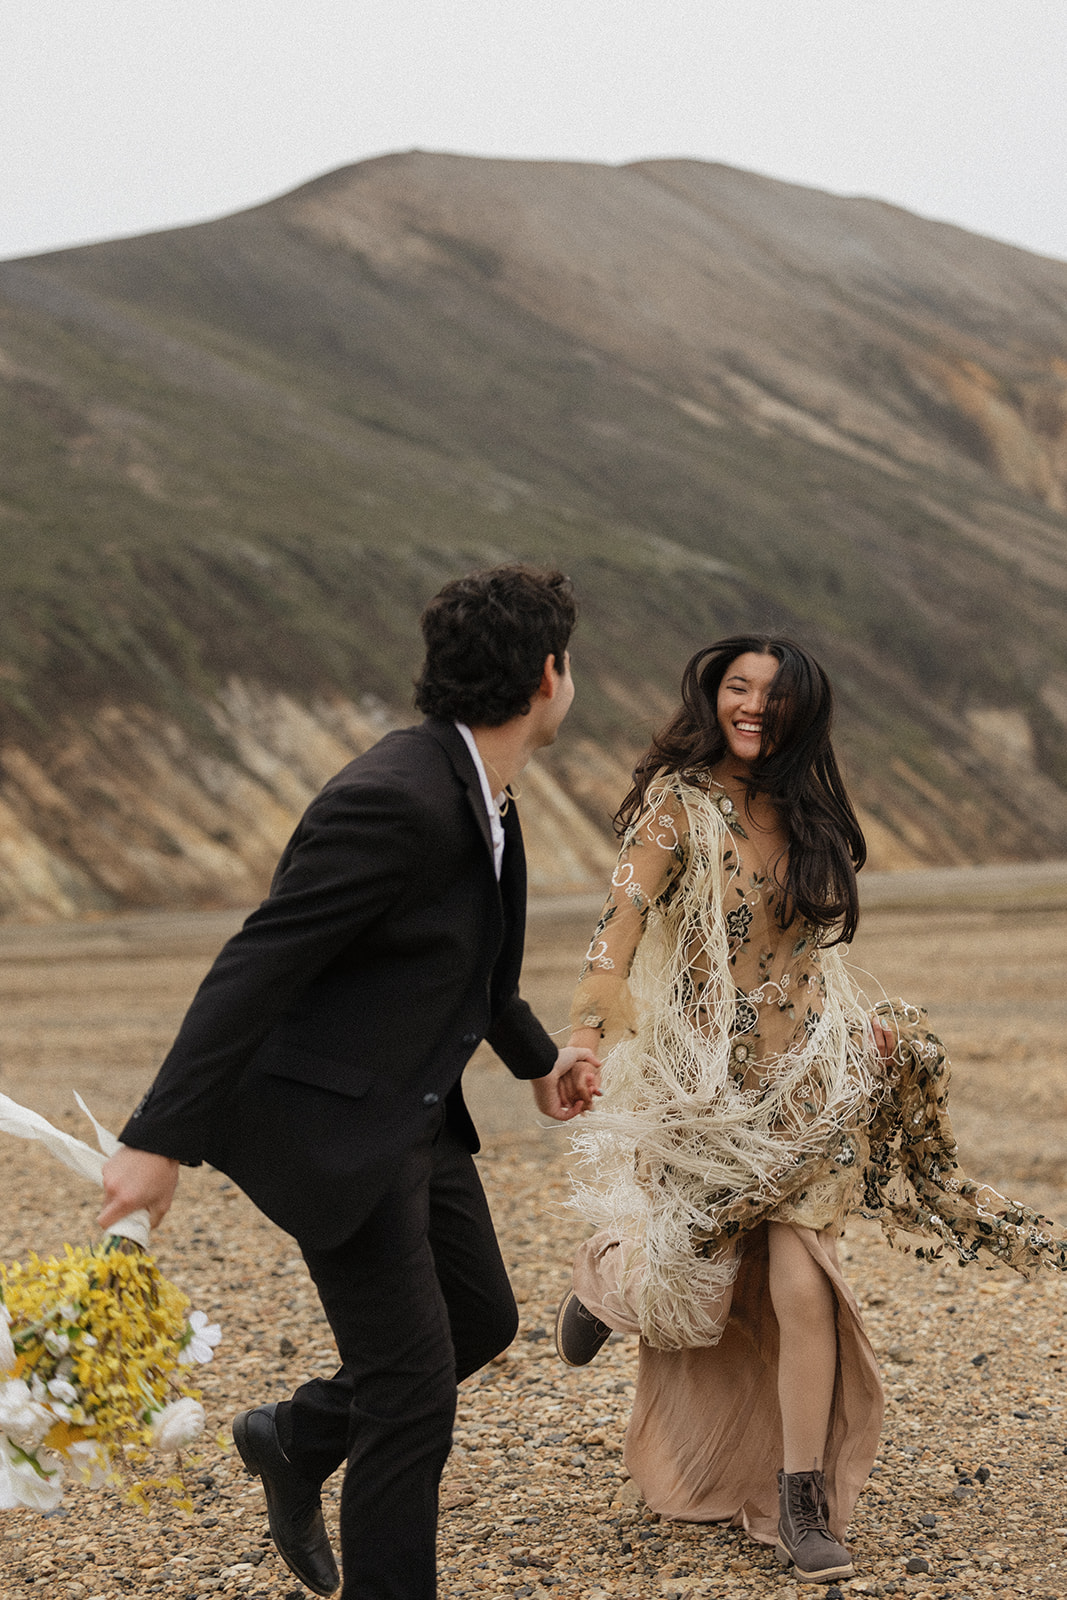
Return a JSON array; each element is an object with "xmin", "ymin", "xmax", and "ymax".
[{"xmin": 774, "ymin": 1541, "xmax": 854, "ymax": 1583}]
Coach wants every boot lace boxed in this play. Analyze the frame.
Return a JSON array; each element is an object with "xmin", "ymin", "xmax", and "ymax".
[{"xmin": 786, "ymin": 1473, "xmax": 832, "ymax": 1541}]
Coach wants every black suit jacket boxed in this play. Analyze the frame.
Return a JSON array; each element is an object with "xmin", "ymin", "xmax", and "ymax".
[{"xmin": 121, "ymin": 719, "xmax": 558, "ymax": 1247}]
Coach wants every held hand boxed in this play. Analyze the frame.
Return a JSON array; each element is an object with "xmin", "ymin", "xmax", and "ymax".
[
  {"xmin": 98, "ymin": 1147, "xmax": 181, "ymax": 1232},
  {"xmin": 531, "ymin": 1046, "xmax": 603, "ymax": 1122},
  {"xmin": 555, "ymin": 1045, "xmax": 603, "ymax": 1115},
  {"xmin": 870, "ymin": 1019, "xmax": 898, "ymax": 1062}
]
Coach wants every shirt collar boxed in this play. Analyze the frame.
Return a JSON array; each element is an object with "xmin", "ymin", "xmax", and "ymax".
[{"xmin": 455, "ymin": 722, "xmax": 505, "ymax": 878}]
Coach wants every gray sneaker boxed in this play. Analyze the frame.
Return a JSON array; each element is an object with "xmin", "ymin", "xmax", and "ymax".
[{"xmin": 775, "ymin": 1468, "xmax": 854, "ymax": 1584}]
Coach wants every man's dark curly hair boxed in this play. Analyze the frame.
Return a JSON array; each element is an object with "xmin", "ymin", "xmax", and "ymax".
[{"xmin": 414, "ymin": 564, "xmax": 577, "ymax": 726}]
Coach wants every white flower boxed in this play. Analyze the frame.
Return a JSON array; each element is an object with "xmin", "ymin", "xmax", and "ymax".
[
  {"xmin": 0, "ymin": 1437, "xmax": 64, "ymax": 1512},
  {"xmin": 47, "ymin": 1378, "xmax": 79, "ymax": 1407},
  {"xmin": 149, "ymin": 1397, "xmax": 205, "ymax": 1452},
  {"xmin": 0, "ymin": 1309, "xmax": 15, "ymax": 1375},
  {"xmin": 0, "ymin": 1379, "xmax": 53, "ymax": 1449},
  {"xmin": 0, "ymin": 1445, "xmax": 18, "ymax": 1510},
  {"xmin": 179, "ymin": 1310, "xmax": 222, "ymax": 1365},
  {"xmin": 66, "ymin": 1438, "xmax": 109, "ymax": 1488},
  {"xmin": 43, "ymin": 1329, "xmax": 70, "ymax": 1357}
]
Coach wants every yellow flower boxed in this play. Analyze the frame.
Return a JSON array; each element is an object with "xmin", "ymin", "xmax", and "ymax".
[{"xmin": 0, "ymin": 1239, "xmax": 216, "ymax": 1512}]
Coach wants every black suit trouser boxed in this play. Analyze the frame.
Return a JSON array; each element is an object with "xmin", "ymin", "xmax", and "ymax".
[{"xmin": 274, "ymin": 1114, "xmax": 518, "ymax": 1600}]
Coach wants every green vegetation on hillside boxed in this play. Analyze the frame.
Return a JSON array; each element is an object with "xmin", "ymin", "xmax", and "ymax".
[{"xmin": 2, "ymin": 152, "xmax": 1067, "ymax": 905}]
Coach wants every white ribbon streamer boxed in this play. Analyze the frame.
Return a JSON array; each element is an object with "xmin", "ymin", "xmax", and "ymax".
[{"xmin": 0, "ymin": 1092, "xmax": 150, "ymax": 1247}]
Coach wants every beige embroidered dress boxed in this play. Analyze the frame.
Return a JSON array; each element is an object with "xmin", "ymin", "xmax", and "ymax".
[{"xmin": 567, "ymin": 774, "xmax": 1066, "ymax": 1544}]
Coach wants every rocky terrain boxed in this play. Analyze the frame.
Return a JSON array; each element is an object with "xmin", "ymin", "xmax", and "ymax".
[
  {"xmin": 0, "ymin": 872, "xmax": 1065, "ymax": 1597},
  {"xmin": 2, "ymin": 153, "xmax": 1067, "ymax": 918}
]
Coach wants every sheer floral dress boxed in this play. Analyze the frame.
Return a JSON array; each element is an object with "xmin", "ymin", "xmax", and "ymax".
[{"xmin": 566, "ymin": 774, "xmax": 1066, "ymax": 1544}]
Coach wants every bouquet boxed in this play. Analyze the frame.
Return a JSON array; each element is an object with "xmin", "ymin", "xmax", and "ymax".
[{"xmin": 0, "ymin": 1092, "xmax": 221, "ymax": 1511}]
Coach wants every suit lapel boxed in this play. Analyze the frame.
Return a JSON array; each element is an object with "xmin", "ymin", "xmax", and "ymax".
[
  {"xmin": 422, "ymin": 719, "xmax": 496, "ymax": 868},
  {"xmin": 499, "ymin": 803, "xmax": 526, "ymax": 916},
  {"xmin": 422, "ymin": 718, "xmax": 527, "ymax": 1002}
]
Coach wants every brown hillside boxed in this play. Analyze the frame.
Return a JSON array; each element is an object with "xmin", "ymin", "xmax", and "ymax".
[{"xmin": 0, "ymin": 153, "xmax": 1066, "ymax": 916}]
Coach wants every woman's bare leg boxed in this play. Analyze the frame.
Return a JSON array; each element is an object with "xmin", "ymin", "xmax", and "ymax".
[{"xmin": 767, "ymin": 1222, "xmax": 837, "ymax": 1472}]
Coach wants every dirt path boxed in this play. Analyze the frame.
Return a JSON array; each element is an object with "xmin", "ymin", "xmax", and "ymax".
[{"xmin": 1, "ymin": 875, "xmax": 1065, "ymax": 1598}]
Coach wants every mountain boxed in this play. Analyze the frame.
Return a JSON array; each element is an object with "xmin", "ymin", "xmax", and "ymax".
[{"xmin": 1, "ymin": 151, "xmax": 1066, "ymax": 917}]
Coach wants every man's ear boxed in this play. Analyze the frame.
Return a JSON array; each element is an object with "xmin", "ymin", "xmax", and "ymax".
[{"xmin": 537, "ymin": 654, "xmax": 559, "ymax": 699}]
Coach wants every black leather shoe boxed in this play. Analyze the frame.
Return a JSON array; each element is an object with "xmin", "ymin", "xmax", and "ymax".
[
  {"xmin": 233, "ymin": 1403, "xmax": 340, "ymax": 1596},
  {"xmin": 554, "ymin": 1289, "xmax": 613, "ymax": 1367}
]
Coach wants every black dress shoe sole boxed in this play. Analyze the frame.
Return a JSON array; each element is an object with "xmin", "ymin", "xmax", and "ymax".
[{"xmin": 232, "ymin": 1408, "xmax": 339, "ymax": 1597}]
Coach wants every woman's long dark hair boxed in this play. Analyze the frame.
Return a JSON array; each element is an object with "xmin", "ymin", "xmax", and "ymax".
[{"xmin": 616, "ymin": 636, "xmax": 866, "ymax": 943}]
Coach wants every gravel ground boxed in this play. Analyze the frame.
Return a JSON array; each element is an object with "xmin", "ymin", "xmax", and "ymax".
[{"xmin": 1, "ymin": 888, "xmax": 1066, "ymax": 1599}]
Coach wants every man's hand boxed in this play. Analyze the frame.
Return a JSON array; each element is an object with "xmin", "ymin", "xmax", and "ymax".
[
  {"xmin": 531, "ymin": 1045, "xmax": 602, "ymax": 1122},
  {"xmin": 98, "ymin": 1147, "xmax": 181, "ymax": 1231}
]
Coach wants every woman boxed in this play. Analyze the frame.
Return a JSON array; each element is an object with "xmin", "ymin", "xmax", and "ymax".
[{"xmin": 556, "ymin": 637, "xmax": 1065, "ymax": 1585}]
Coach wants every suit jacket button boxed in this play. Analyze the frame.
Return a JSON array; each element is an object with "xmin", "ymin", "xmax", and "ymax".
[
  {"xmin": 461, "ymin": 1032, "xmax": 478, "ymax": 1046},
  {"xmin": 422, "ymin": 1092, "xmax": 440, "ymax": 1107}
]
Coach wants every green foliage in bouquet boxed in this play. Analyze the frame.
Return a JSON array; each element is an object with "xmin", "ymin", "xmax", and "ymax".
[{"xmin": 0, "ymin": 1237, "xmax": 220, "ymax": 1512}]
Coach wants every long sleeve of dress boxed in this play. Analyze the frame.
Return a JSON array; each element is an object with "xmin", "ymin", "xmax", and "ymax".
[{"xmin": 570, "ymin": 792, "xmax": 687, "ymax": 1046}]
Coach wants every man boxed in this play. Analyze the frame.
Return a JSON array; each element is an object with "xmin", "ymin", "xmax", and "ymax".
[{"xmin": 100, "ymin": 564, "xmax": 601, "ymax": 1600}]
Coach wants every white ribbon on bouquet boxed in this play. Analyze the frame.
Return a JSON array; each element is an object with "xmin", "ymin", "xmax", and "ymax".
[{"xmin": 0, "ymin": 1092, "xmax": 150, "ymax": 1247}]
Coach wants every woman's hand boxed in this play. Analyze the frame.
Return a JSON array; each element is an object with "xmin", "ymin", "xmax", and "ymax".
[
  {"xmin": 870, "ymin": 1018, "xmax": 898, "ymax": 1062},
  {"xmin": 531, "ymin": 1045, "xmax": 603, "ymax": 1121}
]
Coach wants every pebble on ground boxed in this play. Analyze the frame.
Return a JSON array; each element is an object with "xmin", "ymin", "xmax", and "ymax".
[
  {"xmin": 1, "ymin": 1120, "xmax": 1065, "ymax": 1600},
  {"xmin": 1, "ymin": 897, "xmax": 1065, "ymax": 1597}
]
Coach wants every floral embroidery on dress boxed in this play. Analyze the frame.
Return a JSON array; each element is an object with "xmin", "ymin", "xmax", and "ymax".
[
  {"xmin": 834, "ymin": 1136, "xmax": 856, "ymax": 1168},
  {"xmin": 724, "ymin": 901, "xmax": 753, "ymax": 955},
  {"xmin": 733, "ymin": 995, "xmax": 759, "ymax": 1036},
  {"xmin": 613, "ymin": 859, "xmax": 649, "ymax": 914},
  {"xmin": 570, "ymin": 776, "xmax": 1067, "ymax": 1354},
  {"xmin": 859, "ymin": 1003, "xmax": 1067, "ymax": 1276},
  {"xmin": 709, "ymin": 787, "xmax": 747, "ymax": 838},
  {"xmin": 730, "ymin": 1039, "xmax": 756, "ymax": 1072},
  {"xmin": 581, "ymin": 900, "xmax": 619, "ymax": 976}
]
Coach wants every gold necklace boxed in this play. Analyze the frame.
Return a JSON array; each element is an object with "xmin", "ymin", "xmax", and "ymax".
[{"xmin": 485, "ymin": 760, "xmax": 522, "ymax": 817}]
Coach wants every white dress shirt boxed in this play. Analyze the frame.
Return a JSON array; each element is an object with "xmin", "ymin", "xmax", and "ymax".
[{"xmin": 455, "ymin": 723, "xmax": 505, "ymax": 880}]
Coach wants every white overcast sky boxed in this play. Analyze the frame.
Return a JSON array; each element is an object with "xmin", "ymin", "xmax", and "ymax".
[{"xmin": 3, "ymin": 1, "xmax": 1066, "ymax": 264}]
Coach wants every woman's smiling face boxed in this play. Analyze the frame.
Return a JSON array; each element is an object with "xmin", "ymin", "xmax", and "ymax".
[{"xmin": 715, "ymin": 651, "xmax": 780, "ymax": 771}]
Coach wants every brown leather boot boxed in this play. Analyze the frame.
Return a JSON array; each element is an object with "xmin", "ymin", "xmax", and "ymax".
[
  {"xmin": 775, "ymin": 1468, "xmax": 854, "ymax": 1584},
  {"xmin": 554, "ymin": 1289, "xmax": 613, "ymax": 1366}
]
